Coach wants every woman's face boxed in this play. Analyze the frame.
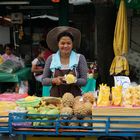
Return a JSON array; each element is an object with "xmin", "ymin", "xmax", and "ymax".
[
  {"xmin": 58, "ymin": 36, "xmax": 73, "ymax": 55},
  {"xmin": 40, "ymin": 51, "xmax": 45, "ymax": 59},
  {"xmin": 5, "ymin": 47, "xmax": 12, "ymax": 55}
]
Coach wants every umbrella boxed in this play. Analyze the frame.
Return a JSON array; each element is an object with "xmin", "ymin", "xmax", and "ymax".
[{"xmin": 110, "ymin": 0, "xmax": 129, "ymax": 75}]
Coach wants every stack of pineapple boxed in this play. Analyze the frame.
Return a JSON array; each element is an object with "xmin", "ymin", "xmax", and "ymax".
[
  {"xmin": 15, "ymin": 93, "xmax": 95, "ymax": 127},
  {"xmin": 60, "ymin": 92, "xmax": 95, "ymax": 127},
  {"xmin": 96, "ymin": 83, "xmax": 140, "ymax": 107},
  {"xmin": 123, "ymin": 85, "xmax": 140, "ymax": 107},
  {"xmin": 97, "ymin": 84, "xmax": 123, "ymax": 107}
]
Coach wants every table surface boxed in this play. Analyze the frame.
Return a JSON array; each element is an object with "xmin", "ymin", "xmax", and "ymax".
[{"xmin": 0, "ymin": 67, "xmax": 31, "ymax": 82}]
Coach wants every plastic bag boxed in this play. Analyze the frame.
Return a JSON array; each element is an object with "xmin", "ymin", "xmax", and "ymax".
[
  {"xmin": 19, "ymin": 81, "xmax": 28, "ymax": 94},
  {"xmin": 0, "ymin": 93, "xmax": 28, "ymax": 101},
  {"xmin": 0, "ymin": 60, "xmax": 22, "ymax": 73},
  {"xmin": 18, "ymin": 56, "xmax": 25, "ymax": 68}
]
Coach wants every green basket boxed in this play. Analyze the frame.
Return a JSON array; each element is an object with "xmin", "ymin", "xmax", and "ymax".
[{"xmin": 16, "ymin": 98, "xmax": 41, "ymax": 107}]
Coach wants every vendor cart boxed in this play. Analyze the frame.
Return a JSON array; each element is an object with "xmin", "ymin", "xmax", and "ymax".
[{"xmin": 7, "ymin": 112, "xmax": 140, "ymax": 140}]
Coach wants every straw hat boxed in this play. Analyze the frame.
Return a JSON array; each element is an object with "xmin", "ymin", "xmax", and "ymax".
[{"xmin": 46, "ymin": 26, "xmax": 81, "ymax": 52}]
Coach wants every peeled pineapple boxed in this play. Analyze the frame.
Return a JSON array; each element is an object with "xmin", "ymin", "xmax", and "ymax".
[
  {"xmin": 123, "ymin": 87, "xmax": 133, "ymax": 107},
  {"xmin": 124, "ymin": 86, "xmax": 140, "ymax": 107},
  {"xmin": 97, "ymin": 84, "xmax": 110, "ymax": 106},
  {"xmin": 24, "ymin": 96, "xmax": 38, "ymax": 101},
  {"xmin": 65, "ymin": 74, "xmax": 76, "ymax": 84},
  {"xmin": 112, "ymin": 86, "xmax": 122, "ymax": 106},
  {"xmin": 133, "ymin": 86, "xmax": 140, "ymax": 106}
]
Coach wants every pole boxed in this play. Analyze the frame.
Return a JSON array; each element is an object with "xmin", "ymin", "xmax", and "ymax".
[{"xmin": 59, "ymin": 0, "xmax": 69, "ymax": 26}]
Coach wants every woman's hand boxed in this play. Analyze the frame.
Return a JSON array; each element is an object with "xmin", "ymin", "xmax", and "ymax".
[{"xmin": 52, "ymin": 76, "xmax": 64, "ymax": 85}]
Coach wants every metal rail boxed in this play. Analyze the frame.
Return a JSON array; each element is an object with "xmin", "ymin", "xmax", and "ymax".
[{"xmin": 6, "ymin": 113, "xmax": 140, "ymax": 140}]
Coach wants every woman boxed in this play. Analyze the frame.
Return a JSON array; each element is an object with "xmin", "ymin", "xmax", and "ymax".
[
  {"xmin": 39, "ymin": 40, "xmax": 53, "ymax": 61},
  {"xmin": 1, "ymin": 43, "xmax": 23, "ymax": 93},
  {"xmin": 2, "ymin": 43, "xmax": 19, "ymax": 62},
  {"xmin": 2, "ymin": 43, "xmax": 24, "ymax": 68},
  {"xmin": 42, "ymin": 26, "xmax": 88, "ymax": 97},
  {"xmin": 32, "ymin": 47, "xmax": 46, "ymax": 82}
]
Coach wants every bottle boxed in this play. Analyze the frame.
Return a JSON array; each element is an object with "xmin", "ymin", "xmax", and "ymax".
[{"xmin": 19, "ymin": 81, "xmax": 28, "ymax": 94}]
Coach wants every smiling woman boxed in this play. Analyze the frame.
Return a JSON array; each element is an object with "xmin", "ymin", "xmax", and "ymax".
[
  {"xmin": 42, "ymin": 26, "xmax": 88, "ymax": 97},
  {"xmin": 57, "ymin": 32, "xmax": 73, "ymax": 56}
]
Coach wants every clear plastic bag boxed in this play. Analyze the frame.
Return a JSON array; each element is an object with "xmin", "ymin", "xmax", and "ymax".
[
  {"xmin": 19, "ymin": 81, "xmax": 28, "ymax": 94},
  {"xmin": 0, "ymin": 60, "xmax": 22, "ymax": 73}
]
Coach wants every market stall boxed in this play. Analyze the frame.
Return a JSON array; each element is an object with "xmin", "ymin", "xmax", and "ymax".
[
  {"xmin": 0, "ymin": 1, "xmax": 140, "ymax": 139},
  {"xmin": 7, "ymin": 90, "xmax": 140, "ymax": 140},
  {"xmin": 0, "ymin": 83, "xmax": 140, "ymax": 140}
]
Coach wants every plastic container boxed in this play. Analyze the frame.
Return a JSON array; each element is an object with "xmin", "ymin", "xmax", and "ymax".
[
  {"xmin": 16, "ymin": 98, "xmax": 41, "ymax": 107},
  {"xmin": 0, "ymin": 93, "xmax": 28, "ymax": 101},
  {"xmin": 42, "ymin": 86, "xmax": 51, "ymax": 97},
  {"xmin": 0, "ymin": 101, "xmax": 17, "ymax": 110}
]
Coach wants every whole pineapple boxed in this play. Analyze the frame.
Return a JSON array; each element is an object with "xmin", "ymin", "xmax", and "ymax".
[
  {"xmin": 83, "ymin": 92, "xmax": 95, "ymax": 104},
  {"xmin": 62, "ymin": 93, "xmax": 74, "ymax": 107},
  {"xmin": 60, "ymin": 107, "xmax": 73, "ymax": 119},
  {"xmin": 73, "ymin": 102, "xmax": 88, "ymax": 118}
]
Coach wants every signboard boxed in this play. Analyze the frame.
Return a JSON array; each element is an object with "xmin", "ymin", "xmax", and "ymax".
[{"xmin": 114, "ymin": 76, "xmax": 131, "ymax": 89}]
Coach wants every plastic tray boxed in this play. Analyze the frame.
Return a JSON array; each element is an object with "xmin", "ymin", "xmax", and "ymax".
[{"xmin": 16, "ymin": 98, "xmax": 41, "ymax": 107}]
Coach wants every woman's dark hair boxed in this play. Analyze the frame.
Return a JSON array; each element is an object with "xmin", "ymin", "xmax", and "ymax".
[
  {"xmin": 38, "ymin": 47, "xmax": 46, "ymax": 55},
  {"xmin": 39, "ymin": 40, "xmax": 47, "ymax": 47},
  {"xmin": 4, "ymin": 43, "xmax": 14, "ymax": 50},
  {"xmin": 39, "ymin": 40, "xmax": 51, "ymax": 51},
  {"xmin": 57, "ymin": 31, "xmax": 74, "ymax": 42}
]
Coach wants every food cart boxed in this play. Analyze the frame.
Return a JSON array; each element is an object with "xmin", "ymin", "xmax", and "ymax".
[{"xmin": 0, "ymin": 88, "xmax": 140, "ymax": 140}]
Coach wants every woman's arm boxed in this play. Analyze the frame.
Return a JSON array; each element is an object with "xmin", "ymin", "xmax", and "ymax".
[
  {"xmin": 42, "ymin": 55, "xmax": 53, "ymax": 85},
  {"xmin": 31, "ymin": 65, "xmax": 43, "ymax": 73},
  {"xmin": 76, "ymin": 54, "xmax": 88, "ymax": 86},
  {"xmin": 31, "ymin": 58, "xmax": 43, "ymax": 73}
]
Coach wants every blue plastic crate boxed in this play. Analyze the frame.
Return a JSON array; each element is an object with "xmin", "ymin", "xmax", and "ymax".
[{"xmin": 42, "ymin": 86, "xmax": 51, "ymax": 97}]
